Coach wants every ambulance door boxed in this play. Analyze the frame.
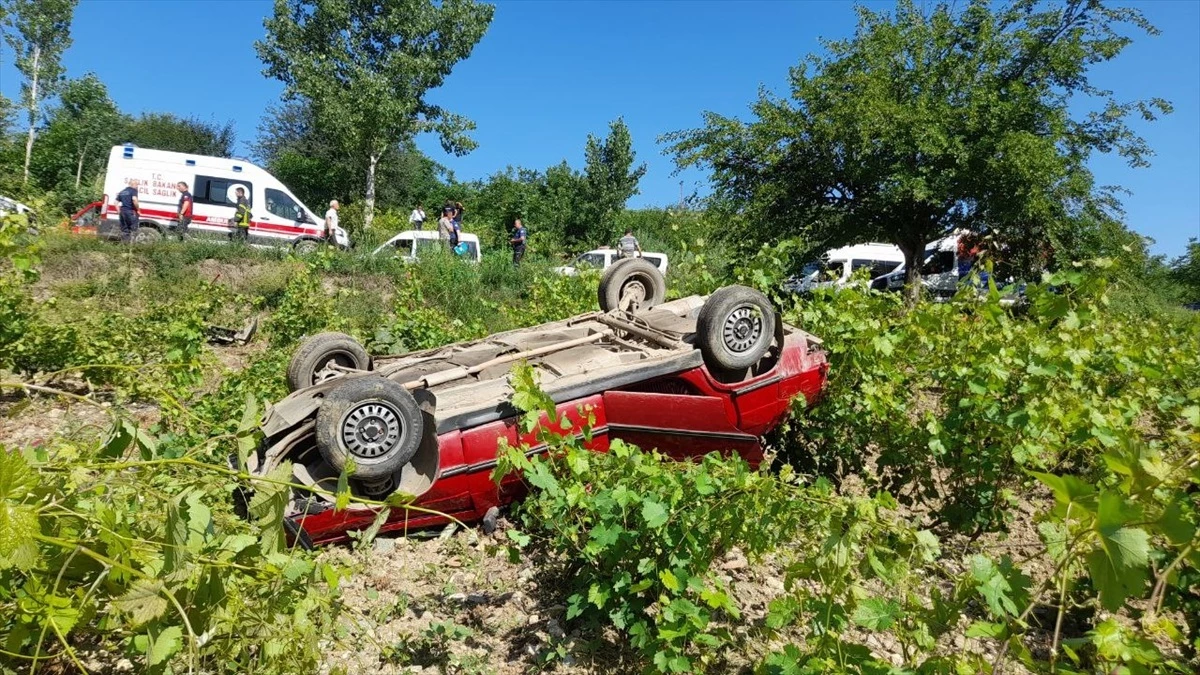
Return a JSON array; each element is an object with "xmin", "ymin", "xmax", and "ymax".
[{"xmin": 262, "ymin": 188, "xmax": 312, "ymax": 247}]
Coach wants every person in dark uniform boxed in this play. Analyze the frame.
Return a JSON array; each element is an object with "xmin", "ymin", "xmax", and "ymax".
[
  {"xmin": 510, "ymin": 218, "xmax": 527, "ymax": 267},
  {"xmin": 230, "ymin": 187, "xmax": 251, "ymax": 244},
  {"xmin": 115, "ymin": 182, "xmax": 140, "ymax": 243},
  {"xmin": 176, "ymin": 181, "xmax": 193, "ymax": 241}
]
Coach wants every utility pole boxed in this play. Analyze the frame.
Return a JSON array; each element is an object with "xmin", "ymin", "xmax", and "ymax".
[{"xmin": 678, "ymin": 181, "xmax": 684, "ymax": 211}]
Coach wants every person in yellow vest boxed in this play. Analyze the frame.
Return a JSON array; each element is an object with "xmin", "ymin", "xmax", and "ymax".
[{"xmin": 230, "ymin": 186, "xmax": 251, "ymax": 243}]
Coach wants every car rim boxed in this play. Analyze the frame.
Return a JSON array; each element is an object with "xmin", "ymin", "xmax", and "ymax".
[
  {"xmin": 340, "ymin": 400, "xmax": 404, "ymax": 460},
  {"xmin": 723, "ymin": 306, "xmax": 763, "ymax": 353},
  {"xmin": 619, "ymin": 278, "xmax": 647, "ymax": 311},
  {"xmin": 313, "ymin": 351, "xmax": 357, "ymax": 384}
]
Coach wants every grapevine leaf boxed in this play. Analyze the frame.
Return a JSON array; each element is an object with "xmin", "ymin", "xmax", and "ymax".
[
  {"xmin": 248, "ymin": 461, "xmax": 293, "ymax": 554},
  {"xmin": 148, "ymin": 625, "xmax": 182, "ymax": 666},
  {"xmin": 851, "ymin": 597, "xmax": 901, "ymax": 631},
  {"xmin": 114, "ymin": 580, "xmax": 169, "ymax": 626},
  {"xmin": 163, "ymin": 496, "xmax": 190, "ymax": 574},
  {"xmin": 660, "ymin": 569, "xmax": 680, "ymax": 592},
  {"xmin": 1030, "ymin": 471, "xmax": 1096, "ymax": 517},
  {"xmin": 1087, "ymin": 527, "xmax": 1149, "ymax": 611},
  {"xmin": 969, "ymin": 555, "xmax": 1029, "ymax": 618},
  {"xmin": 356, "ymin": 507, "xmax": 391, "ymax": 548},
  {"xmin": 641, "ymin": 499, "xmax": 669, "ymax": 528}
]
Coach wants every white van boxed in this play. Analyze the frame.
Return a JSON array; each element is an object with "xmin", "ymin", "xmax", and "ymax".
[
  {"xmin": 784, "ymin": 242, "xmax": 904, "ymax": 293},
  {"xmin": 372, "ymin": 229, "xmax": 482, "ymax": 263},
  {"xmin": 99, "ymin": 145, "xmax": 350, "ymax": 249},
  {"xmin": 554, "ymin": 247, "xmax": 670, "ymax": 277}
]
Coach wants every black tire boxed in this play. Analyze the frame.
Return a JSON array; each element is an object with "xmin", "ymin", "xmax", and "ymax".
[
  {"xmin": 286, "ymin": 332, "xmax": 370, "ymax": 391},
  {"xmin": 293, "ymin": 239, "xmax": 321, "ymax": 254},
  {"xmin": 598, "ymin": 258, "xmax": 667, "ymax": 312},
  {"xmin": 315, "ymin": 376, "xmax": 423, "ymax": 481},
  {"xmin": 696, "ymin": 285, "xmax": 777, "ymax": 372},
  {"xmin": 134, "ymin": 225, "xmax": 162, "ymax": 244}
]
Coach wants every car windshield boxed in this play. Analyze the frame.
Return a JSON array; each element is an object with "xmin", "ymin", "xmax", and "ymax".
[
  {"xmin": 851, "ymin": 258, "xmax": 902, "ymax": 279},
  {"xmin": 921, "ymin": 249, "xmax": 956, "ymax": 274},
  {"xmin": 819, "ymin": 260, "xmax": 845, "ymax": 281},
  {"xmin": 643, "ymin": 254, "xmax": 664, "ymax": 268},
  {"xmin": 575, "ymin": 252, "xmax": 606, "ymax": 268}
]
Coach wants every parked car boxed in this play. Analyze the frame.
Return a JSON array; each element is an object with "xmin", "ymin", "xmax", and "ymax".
[
  {"xmin": 371, "ymin": 229, "xmax": 482, "ymax": 263},
  {"xmin": 244, "ymin": 260, "xmax": 829, "ymax": 546},
  {"xmin": 98, "ymin": 144, "xmax": 350, "ymax": 249},
  {"xmin": 783, "ymin": 242, "xmax": 904, "ymax": 294},
  {"xmin": 0, "ymin": 195, "xmax": 36, "ymax": 229},
  {"xmin": 554, "ymin": 247, "xmax": 669, "ymax": 277}
]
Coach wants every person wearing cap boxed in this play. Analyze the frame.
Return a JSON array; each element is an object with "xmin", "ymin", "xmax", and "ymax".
[
  {"xmin": 437, "ymin": 205, "xmax": 454, "ymax": 249},
  {"xmin": 230, "ymin": 187, "xmax": 251, "ymax": 243}
]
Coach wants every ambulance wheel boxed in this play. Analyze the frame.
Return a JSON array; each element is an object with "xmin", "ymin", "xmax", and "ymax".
[
  {"xmin": 315, "ymin": 376, "xmax": 423, "ymax": 480},
  {"xmin": 294, "ymin": 239, "xmax": 321, "ymax": 254},
  {"xmin": 134, "ymin": 225, "xmax": 162, "ymax": 244},
  {"xmin": 287, "ymin": 332, "xmax": 371, "ymax": 391},
  {"xmin": 697, "ymin": 286, "xmax": 776, "ymax": 372},
  {"xmin": 598, "ymin": 258, "xmax": 666, "ymax": 312}
]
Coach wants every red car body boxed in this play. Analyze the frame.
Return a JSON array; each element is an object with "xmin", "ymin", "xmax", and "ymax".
[{"xmin": 284, "ymin": 330, "xmax": 828, "ymax": 546}]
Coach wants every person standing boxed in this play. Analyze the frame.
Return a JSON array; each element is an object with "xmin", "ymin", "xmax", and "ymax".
[
  {"xmin": 230, "ymin": 187, "xmax": 251, "ymax": 244},
  {"xmin": 176, "ymin": 181, "xmax": 193, "ymax": 241},
  {"xmin": 437, "ymin": 205, "xmax": 454, "ymax": 250},
  {"xmin": 408, "ymin": 203, "xmax": 426, "ymax": 230},
  {"xmin": 617, "ymin": 229, "xmax": 642, "ymax": 259},
  {"xmin": 115, "ymin": 181, "xmax": 140, "ymax": 244},
  {"xmin": 324, "ymin": 199, "xmax": 340, "ymax": 243},
  {"xmin": 510, "ymin": 218, "xmax": 528, "ymax": 267}
]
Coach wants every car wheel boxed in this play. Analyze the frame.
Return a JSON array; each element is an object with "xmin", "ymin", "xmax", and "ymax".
[
  {"xmin": 598, "ymin": 258, "xmax": 667, "ymax": 312},
  {"xmin": 315, "ymin": 376, "xmax": 423, "ymax": 481},
  {"xmin": 287, "ymin": 332, "xmax": 371, "ymax": 391},
  {"xmin": 294, "ymin": 239, "xmax": 321, "ymax": 254},
  {"xmin": 134, "ymin": 225, "xmax": 161, "ymax": 244},
  {"xmin": 696, "ymin": 285, "xmax": 777, "ymax": 372}
]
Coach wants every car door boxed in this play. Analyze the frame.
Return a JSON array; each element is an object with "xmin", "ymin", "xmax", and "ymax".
[
  {"xmin": 262, "ymin": 188, "xmax": 310, "ymax": 247},
  {"xmin": 601, "ymin": 389, "xmax": 761, "ymax": 462}
]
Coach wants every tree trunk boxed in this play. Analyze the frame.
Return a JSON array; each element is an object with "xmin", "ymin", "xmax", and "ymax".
[
  {"xmin": 22, "ymin": 46, "xmax": 40, "ymax": 185},
  {"xmin": 898, "ymin": 239, "xmax": 924, "ymax": 307},
  {"xmin": 75, "ymin": 145, "xmax": 87, "ymax": 188},
  {"xmin": 364, "ymin": 152, "xmax": 379, "ymax": 230}
]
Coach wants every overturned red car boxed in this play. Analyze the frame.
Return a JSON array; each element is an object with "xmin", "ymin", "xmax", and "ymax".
[{"xmin": 246, "ymin": 260, "xmax": 829, "ymax": 546}]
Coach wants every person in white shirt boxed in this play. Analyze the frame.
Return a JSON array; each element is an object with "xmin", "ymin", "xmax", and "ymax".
[
  {"xmin": 324, "ymin": 200, "xmax": 340, "ymax": 241},
  {"xmin": 409, "ymin": 203, "xmax": 426, "ymax": 230}
]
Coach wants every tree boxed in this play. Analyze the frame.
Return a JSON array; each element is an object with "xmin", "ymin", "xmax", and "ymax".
[
  {"xmin": 664, "ymin": 0, "xmax": 1170, "ymax": 299},
  {"xmin": 254, "ymin": 99, "xmax": 446, "ymax": 213},
  {"xmin": 1171, "ymin": 240, "xmax": 1200, "ymax": 304},
  {"xmin": 37, "ymin": 74, "xmax": 122, "ymax": 188},
  {"xmin": 577, "ymin": 118, "xmax": 646, "ymax": 244},
  {"xmin": 122, "ymin": 113, "xmax": 236, "ymax": 157},
  {"xmin": 3, "ymin": 0, "xmax": 77, "ymax": 184},
  {"xmin": 257, "ymin": 0, "xmax": 494, "ymax": 229}
]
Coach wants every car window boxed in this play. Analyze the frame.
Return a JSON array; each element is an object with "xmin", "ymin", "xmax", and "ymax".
[
  {"xmin": 194, "ymin": 175, "xmax": 253, "ymax": 207},
  {"xmin": 415, "ymin": 239, "xmax": 445, "ymax": 255},
  {"xmin": 921, "ymin": 250, "xmax": 956, "ymax": 275},
  {"xmin": 393, "ymin": 238, "xmax": 414, "ymax": 254},
  {"xmin": 643, "ymin": 254, "xmax": 664, "ymax": 267},
  {"xmin": 820, "ymin": 260, "xmax": 845, "ymax": 281},
  {"xmin": 454, "ymin": 241, "xmax": 479, "ymax": 259},
  {"xmin": 576, "ymin": 253, "xmax": 606, "ymax": 268},
  {"xmin": 264, "ymin": 188, "xmax": 304, "ymax": 221},
  {"xmin": 852, "ymin": 258, "xmax": 902, "ymax": 279}
]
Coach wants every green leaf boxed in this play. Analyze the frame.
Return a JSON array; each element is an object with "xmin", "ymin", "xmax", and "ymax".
[
  {"xmin": 0, "ymin": 449, "xmax": 37, "ymax": 501},
  {"xmin": 113, "ymin": 580, "xmax": 169, "ymax": 626},
  {"xmin": 0, "ymin": 503, "xmax": 39, "ymax": 570},
  {"xmin": 148, "ymin": 625, "xmax": 182, "ymax": 666},
  {"xmin": 1088, "ymin": 525, "xmax": 1149, "ymax": 611},
  {"xmin": 660, "ymin": 569, "xmax": 681, "ymax": 592},
  {"xmin": 1030, "ymin": 471, "xmax": 1096, "ymax": 517},
  {"xmin": 851, "ymin": 597, "xmax": 901, "ymax": 631},
  {"xmin": 641, "ymin": 499, "xmax": 669, "ymax": 528},
  {"xmin": 969, "ymin": 555, "xmax": 1030, "ymax": 618},
  {"xmin": 248, "ymin": 461, "xmax": 293, "ymax": 554}
]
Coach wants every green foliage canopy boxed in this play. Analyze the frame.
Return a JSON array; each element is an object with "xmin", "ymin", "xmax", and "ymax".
[
  {"xmin": 256, "ymin": 0, "xmax": 495, "ymax": 228},
  {"xmin": 664, "ymin": 0, "xmax": 1170, "ymax": 291}
]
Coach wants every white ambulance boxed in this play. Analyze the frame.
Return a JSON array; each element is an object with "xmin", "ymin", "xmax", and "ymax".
[{"xmin": 99, "ymin": 144, "xmax": 350, "ymax": 249}]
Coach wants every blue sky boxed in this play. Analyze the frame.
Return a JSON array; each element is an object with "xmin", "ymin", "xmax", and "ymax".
[{"xmin": 1, "ymin": 0, "xmax": 1196, "ymax": 257}]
